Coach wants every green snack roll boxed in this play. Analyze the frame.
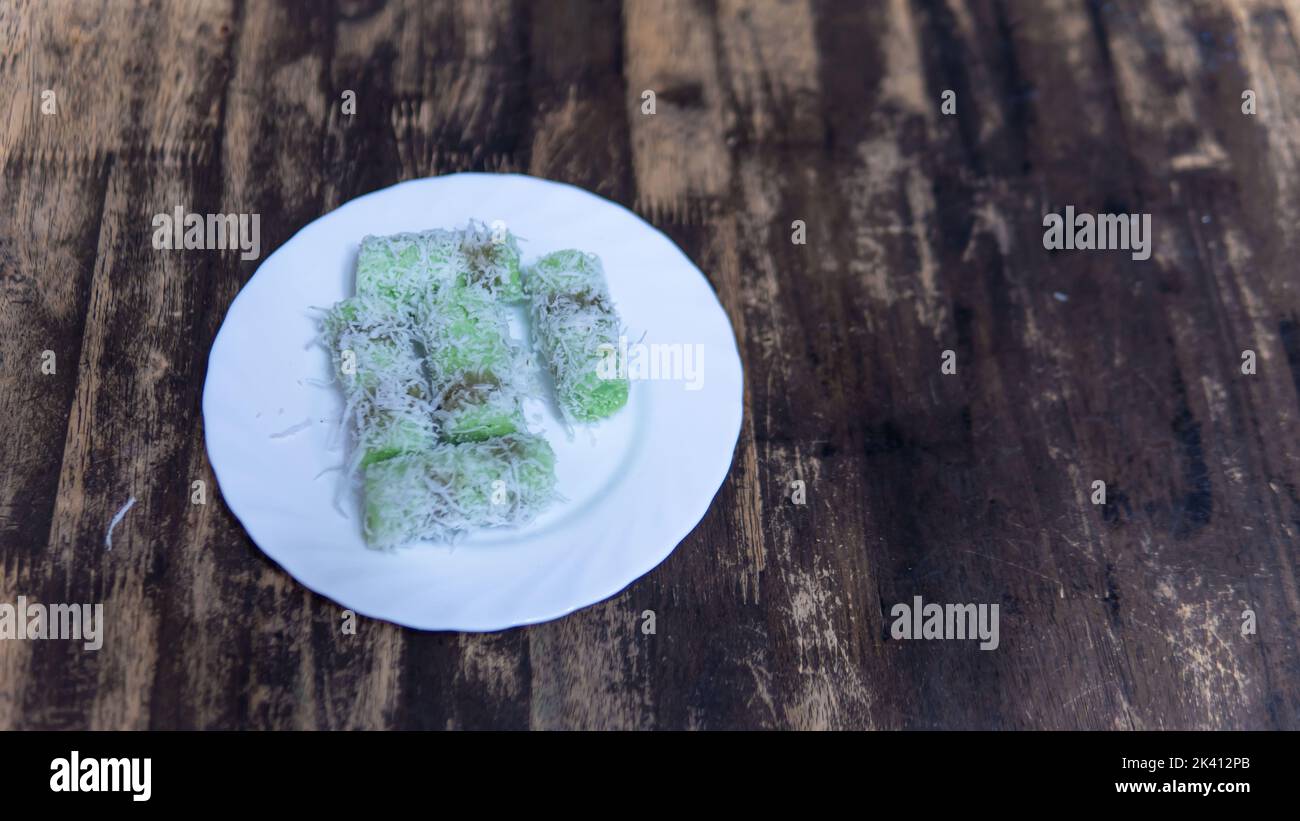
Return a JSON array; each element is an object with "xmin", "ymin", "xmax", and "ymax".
[
  {"xmin": 357, "ymin": 225, "xmax": 525, "ymax": 306},
  {"xmin": 355, "ymin": 230, "xmax": 464, "ymax": 309},
  {"xmin": 417, "ymin": 283, "xmax": 525, "ymax": 443},
  {"xmin": 362, "ymin": 433, "xmax": 559, "ymax": 547},
  {"xmin": 323, "ymin": 297, "xmax": 437, "ymax": 468},
  {"xmin": 525, "ymin": 250, "xmax": 629, "ymax": 422},
  {"xmin": 460, "ymin": 220, "xmax": 525, "ymax": 302}
]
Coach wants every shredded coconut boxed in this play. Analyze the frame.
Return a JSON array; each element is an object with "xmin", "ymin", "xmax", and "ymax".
[
  {"xmin": 269, "ymin": 418, "xmax": 314, "ymax": 439},
  {"xmin": 105, "ymin": 497, "xmax": 137, "ymax": 550}
]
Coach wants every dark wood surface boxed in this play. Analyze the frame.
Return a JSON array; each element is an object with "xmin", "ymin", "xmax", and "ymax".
[{"xmin": 2, "ymin": 0, "xmax": 1299, "ymax": 730}]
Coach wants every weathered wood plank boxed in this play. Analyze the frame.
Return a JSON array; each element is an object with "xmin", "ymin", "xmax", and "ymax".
[
  {"xmin": 0, "ymin": 0, "xmax": 231, "ymax": 167},
  {"xmin": 0, "ymin": 162, "xmax": 109, "ymax": 729},
  {"xmin": 0, "ymin": 0, "xmax": 237, "ymax": 731}
]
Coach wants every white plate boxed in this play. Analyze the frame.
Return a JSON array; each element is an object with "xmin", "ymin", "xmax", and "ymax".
[{"xmin": 203, "ymin": 174, "xmax": 744, "ymax": 631}]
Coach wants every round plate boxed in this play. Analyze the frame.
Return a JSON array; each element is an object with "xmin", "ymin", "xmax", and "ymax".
[{"xmin": 202, "ymin": 174, "xmax": 744, "ymax": 631}]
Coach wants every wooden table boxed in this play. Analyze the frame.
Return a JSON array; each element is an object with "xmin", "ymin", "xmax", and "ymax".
[{"xmin": 1, "ymin": 0, "xmax": 1297, "ymax": 730}]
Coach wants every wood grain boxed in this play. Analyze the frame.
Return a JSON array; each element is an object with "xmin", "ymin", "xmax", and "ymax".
[{"xmin": 0, "ymin": 0, "xmax": 1298, "ymax": 729}]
